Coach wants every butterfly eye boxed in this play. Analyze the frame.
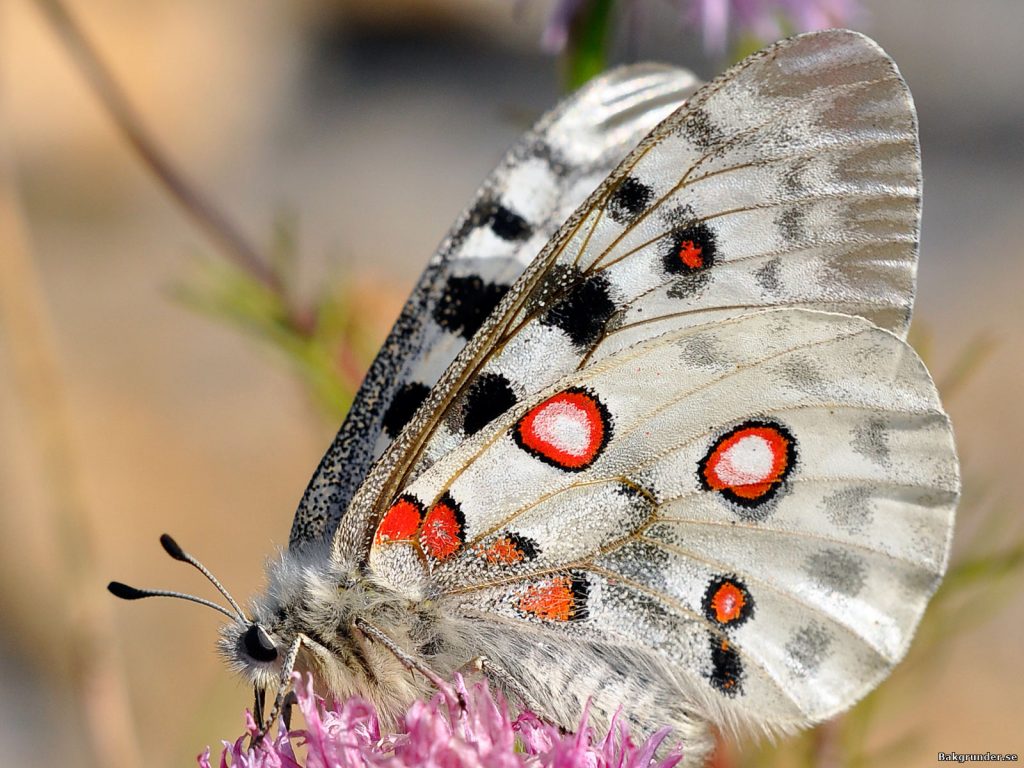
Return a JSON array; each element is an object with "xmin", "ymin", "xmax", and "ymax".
[{"xmin": 243, "ymin": 624, "xmax": 278, "ymax": 663}]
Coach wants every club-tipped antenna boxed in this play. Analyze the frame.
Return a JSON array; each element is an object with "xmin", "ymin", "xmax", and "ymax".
[
  {"xmin": 107, "ymin": 581, "xmax": 239, "ymax": 621},
  {"xmin": 159, "ymin": 533, "xmax": 247, "ymax": 622}
]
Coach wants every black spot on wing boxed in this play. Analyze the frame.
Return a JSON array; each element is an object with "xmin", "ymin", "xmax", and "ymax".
[
  {"xmin": 662, "ymin": 221, "xmax": 717, "ymax": 275},
  {"xmin": 681, "ymin": 107, "xmax": 724, "ymax": 150},
  {"xmin": 785, "ymin": 622, "xmax": 832, "ymax": 678},
  {"xmin": 851, "ymin": 417, "xmax": 891, "ymax": 467},
  {"xmin": 781, "ymin": 156, "xmax": 812, "ymax": 194},
  {"xmin": 490, "ymin": 205, "xmax": 532, "ymax": 241},
  {"xmin": 708, "ymin": 634, "xmax": 744, "ymax": 696},
  {"xmin": 754, "ymin": 257, "xmax": 782, "ymax": 293},
  {"xmin": 776, "ymin": 205, "xmax": 807, "ymax": 243},
  {"xmin": 433, "ymin": 275, "xmax": 510, "ymax": 340},
  {"xmin": 382, "ymin": 381, "xmax": 431, "ymax": 439},
  {"xmin": 608, "ymin": 177, "xmax": 653, "ymax": 223},
  {"xmin": 468, "ymin": 198, "xmax": 533, "ymax": 242},
  {"xmin": 804, "ymin": 548, "xmax": 867, "ymax": 598},
  {"xmin": 520, "ymin": 139, "xmax": 569, "ymax": 178},
  {"xmin": 463, "ymin": 372, "xmax": 518, "ymax": 435},
  {"xmin": 540, "ymin": 273, "xmax": 616, "ymax": 350},
  {"xmin": 569, "ymin": 572, "xmax": 591, "ymax": 622},
  {"xmin": 822, "ymin": 486, "xmax": 874, "ymax": 534}
]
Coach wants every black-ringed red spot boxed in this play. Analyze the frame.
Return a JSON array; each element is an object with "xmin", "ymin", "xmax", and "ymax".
[
  {"xmin": 662, "ymin": 222, "xmax": 716, "ymax": 275},
  {"xmin": 515, "ymin": 573, "xmax": 589, "ymax": 622},
  {"xmin": 420, "ymin": 493, "xmax": 465, "ymax": 562},
  {"xmin": 479, "ymin": 532, "xmax": 539, "ymax": 566},
  {"xmin": 702, "ymin": 576, "xmax": 754, "ymax": 627},
  {"xmin": 708, "ymin": 634, "xmax": 744, "ymax": 696},
  {"xmin": 513, "ymin": 388, "xmax": 612, "ymax": 471},
  {"xmin": 374, "ymin": 495, "xmax": 424, "ymax": 545},
  {"xmin": 698, "ymin": 421, "xmax": 797, "ymax": 507}
]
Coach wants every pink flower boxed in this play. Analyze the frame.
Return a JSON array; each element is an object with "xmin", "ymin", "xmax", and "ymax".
[
  {"xmin": 200, "ymin": 675, "xmax": 682, "ymax": 768},
  {"xmin": 538, "ymin": 0, "xmax": 863, "ymax": 56},
  {"xmin": 689, "ymin": 0, "xmax": 863, "ymax": 52}
]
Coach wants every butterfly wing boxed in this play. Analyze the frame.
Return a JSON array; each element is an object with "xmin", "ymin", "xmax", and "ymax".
[
  {"xmin": 368, "ymin": 308, "xmax": 956, "ymax": 754},
  {"xmin": 337, "ymin": 29, "xmax": 924, "ymax": 564},
  {"xmin": 290, "ymin": 64, "xmax": 701, "ymax": 549},
  {"xmin": 350, "ymin": 28, "xmax": 955, "ymax": 758}
]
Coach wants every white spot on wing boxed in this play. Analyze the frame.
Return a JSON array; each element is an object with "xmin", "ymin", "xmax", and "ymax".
[
  {"xmin": 715, "ymin": 435, "xmax": 775, "ymax": 485},
  {"xmin": 532, "ymin": 400, "xmax": 594, "ymax": 458}
]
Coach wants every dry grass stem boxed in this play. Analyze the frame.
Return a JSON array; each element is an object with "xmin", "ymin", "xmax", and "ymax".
[{"xmin": 0, "ymin": 116, "xmax": 143, "ymax": 768}]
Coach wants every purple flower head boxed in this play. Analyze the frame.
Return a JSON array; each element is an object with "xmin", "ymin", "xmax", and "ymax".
[
  {"xmin": 542, "ymin": 0, "xmax": 588, "ymax": 52},
  {"xmin": 200, "ymin": 674, "xmax": 682, "ymax": 768},
  {"xmin": 539, "ymin": 0, "xmax": 862, "ymax": 56},
  {"xmin": 689, "ymin": 0, "xmax": 863, "ymax": 52}
]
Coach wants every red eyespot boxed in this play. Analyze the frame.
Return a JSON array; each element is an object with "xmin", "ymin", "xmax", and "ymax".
[
  {"xmin": 421, "ymin": 494, "xmax": 464, "ymax": 561},
  {"xmin": 480, "ymin": 533, "xmax": 538, "ymax": 566},
  {"xmin": 702, "ymin": 576, "xmax": 753, "ymax": 626},
  {"xmin": 677, "ymin": 239, "xmax": 704, "ymax": 269},
  {"xmin": 662, "ymin": 223, "xmax": 716, "ymax": 275},
  {"xmin": 513, "ymin": 388, "xmax": 611, "ymax": 471},
  {"xmin": 516, "ymin": 574, "xmax": 589, "ymax": 622},
  {"xmin": 374, "ymin": 496, "xmax": 423, "ymax": 545},
  {"xmin": 699, "ymin": 421, "xmax": 796, "ymax": 506}
]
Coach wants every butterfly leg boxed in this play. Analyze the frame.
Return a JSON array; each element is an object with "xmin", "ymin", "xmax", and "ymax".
[
  {"xmin": 466, "ymin": 656, "xmax": 566, "ymax": 732},
  {"xmin": 281, "ymin": 690, "xmax": 298, "ymax": 731},
  {"xmin": 258, "ymin": 633, "xmax": 304, "ymax": 739},
  {"xmin": 252, "ymin": 684, "xmax": 266, "ymax": 728},
  {"xmin": 353, "ymin": 616, "xmax": 464, "ymax": 709}
]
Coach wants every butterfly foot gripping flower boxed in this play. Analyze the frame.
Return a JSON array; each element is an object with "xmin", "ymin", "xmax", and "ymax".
[{"xmin": 114, "ymin": 29, "xmax": 958, "ymax": 767}]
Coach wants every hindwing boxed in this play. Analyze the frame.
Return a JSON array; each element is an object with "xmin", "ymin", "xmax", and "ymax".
[{"xmin": 369, "ymin": 309, "xmax": 956, "ymax": 741}]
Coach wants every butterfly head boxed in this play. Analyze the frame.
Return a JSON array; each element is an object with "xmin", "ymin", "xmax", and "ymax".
[
  {"xmin": 107, "ymin": 534, "xmax": 287, "ymax": 686},
  {"xmin": 220, "ymin": 612, "xmax": 282, "ymax": 681},
  {"xmin": 241, "ymin": 622, "xmax": 278, "ymax": 662}
]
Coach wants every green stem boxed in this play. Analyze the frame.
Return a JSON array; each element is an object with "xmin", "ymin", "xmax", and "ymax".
[{"xmin": 564, "ymin": 0, "xmax": 616, "ymax": 91}]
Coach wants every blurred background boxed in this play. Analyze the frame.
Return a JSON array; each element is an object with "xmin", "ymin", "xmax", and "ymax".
[{"xmin": 1, "ymin": 1, "xmax": 1021, "ymax": 766}]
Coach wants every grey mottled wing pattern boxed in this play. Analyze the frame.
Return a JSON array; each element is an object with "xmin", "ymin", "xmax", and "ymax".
[
  {"xmin": 338, "ymin": 30, "xmax": 923, "ymax": 562},
  {"xmin": 290, "ymin": 65, "xmax": 701, "ymax": 549},
  {"xmin": 356, "ymin": 29, "xmax": 956, "ymax": 760},
  {"xmin": 369, "ymin": 309, "xmax": 956, "ymax": 751}
]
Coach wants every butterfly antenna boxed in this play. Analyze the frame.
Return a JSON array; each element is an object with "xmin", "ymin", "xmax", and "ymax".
[
  {"xmin": 158, "ymin": 533, "xmax": 248, "ymax": 622},
  {"xmin": 107, "ymin": 581, "xmax": 240, "ymax": 621}
]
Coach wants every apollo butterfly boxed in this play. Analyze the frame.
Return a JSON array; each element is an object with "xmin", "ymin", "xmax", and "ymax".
[{"xmin": 110, "ymin": 30, "xmax": 958, "ymax": 765}]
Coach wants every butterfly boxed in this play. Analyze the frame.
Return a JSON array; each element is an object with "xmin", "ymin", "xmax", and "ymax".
[{"xmin": 110, "ymin": 29, "xmax": 958, "ymax": 765}]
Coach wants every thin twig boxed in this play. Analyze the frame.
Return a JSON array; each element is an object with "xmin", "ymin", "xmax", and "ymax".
[
  {"xmin": 0, "ymin": 120, "xmax": 143, "ymax": 768},
  {"xmin": 31, "ymin": 0, "xmax": 281, "ymax": 293}
]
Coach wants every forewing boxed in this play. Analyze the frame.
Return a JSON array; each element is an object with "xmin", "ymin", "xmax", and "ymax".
[
  {"xmin": 338, "ymin": 30, "xmax": 923, "ymax": 560},
  {"xmin": 290, "ymin": 64, "xmax": 701, "ymax": 549},
  {"xmin": 369, "ymin": 309, "xmax": 958, "ymax": 740}
]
